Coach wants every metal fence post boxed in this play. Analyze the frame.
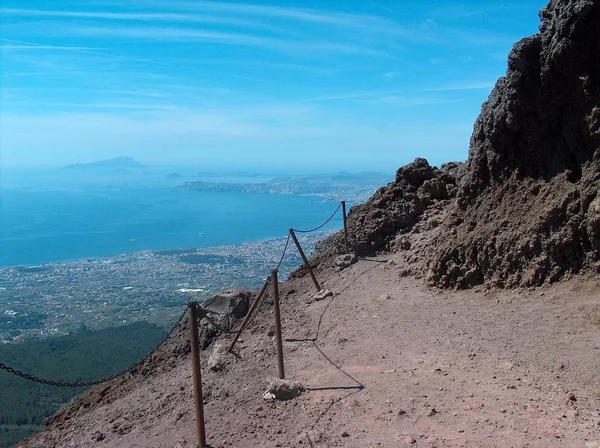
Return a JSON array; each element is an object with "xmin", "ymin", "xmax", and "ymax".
[
  {"xmin": 188, "ymin": 302, "xmax": 207, "ymax": 448},
  {"xmin": 289, "ymin": 229, "xmax": 321, "ymax": 291},
  {"xmin": 341, "ymin": 200, "xmax": 349, "ymax": 254},
  {"xmin": 228, "ymin": 276, "xmax": 270, "ymax": 353},
  {"xmin": 271, "ymin": 269, "xmax": 285, "ymax": 379}
]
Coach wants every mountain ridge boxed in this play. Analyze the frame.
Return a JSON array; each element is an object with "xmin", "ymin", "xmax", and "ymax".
[{"xmin": 63, "ymin": 157, "xmax": 143, "ymax": 170}]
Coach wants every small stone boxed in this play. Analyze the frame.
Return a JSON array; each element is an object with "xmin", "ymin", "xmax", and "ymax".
[
  {"xmin": 313, "ymin": 289, "xmax": 333, "ymax": 301},
  {"xmin": 335, "ymin": 253, "xmax": 357, "ymax": 271},
  {"xmin": 263, "ymin": 378, "xmax": 305, "ymax": 400},
  {"xmin": 427, "ymin": 408, "xmax": 438, "ymax": 416},
  {"xmin": 207, "ymin": 342, "xmax": 228, "ymax": 372},
  {"xmin": 341, "ymin": 431, "xmax": 350, "ymax": 437},
  {"xmin": 397, "ymin": 409, "xmax": 407, "ymax": 416},
  {"xmin": 403, "ymin": 436, "xmax": 417, "ymax": 445},
  {"xmin": 566, "ymin": 409, "xmax": 579, "ymax": 419}
]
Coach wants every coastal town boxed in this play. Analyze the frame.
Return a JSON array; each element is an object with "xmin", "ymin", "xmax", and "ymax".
[{"xmin": 0, "ymin": 232, "xmax": 328, "ymax": 343}]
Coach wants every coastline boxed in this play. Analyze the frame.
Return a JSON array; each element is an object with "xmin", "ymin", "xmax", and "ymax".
[{"xmin": 0, "ymin": 231, "xmax": 333, "ymax": 343}]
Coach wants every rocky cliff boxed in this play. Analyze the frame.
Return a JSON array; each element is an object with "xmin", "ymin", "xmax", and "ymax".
[{"xmin": 319, "ymin": 0, "xmax": 600, "ymax": 289}]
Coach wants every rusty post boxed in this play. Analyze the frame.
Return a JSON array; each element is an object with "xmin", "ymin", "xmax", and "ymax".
[
  {"xmin": 188, "ymin": 302, "xmax": 207, "ymax": 448},
  {"xmin": 289, "ymin": 229, "xmax": 321, "ymax": 291},
  {"xmin": 227, "ymin": 276, "xmax": 270, "ymax": 353},
  {"xmin": 271, "ymin": 269, "xmax": 285, "ymax": 379},
  {"xmin": 341, "ymin": 201, "xmax": 349, "ymax": 254}
]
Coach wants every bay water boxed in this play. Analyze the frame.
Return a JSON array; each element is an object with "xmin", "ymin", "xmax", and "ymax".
[{"xmin": 0, "ymin": 171, "xmax": 343, "ymax": 267}]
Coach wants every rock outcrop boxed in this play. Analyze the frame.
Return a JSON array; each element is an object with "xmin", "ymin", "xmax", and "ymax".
[
  {"xmin": 427, "ymin": 0, "xmax": 600, "ymax": 288},
  {"xmin": 317, "ymin": 0, "xmax": 600, "ymax": 289},
  {"xmin": 315, "ymin": 158, "xmax": 462, "ymax": 257},
  {"xmin": 200, "ymin": 289, "xmax": 251, "ymax": 348}
]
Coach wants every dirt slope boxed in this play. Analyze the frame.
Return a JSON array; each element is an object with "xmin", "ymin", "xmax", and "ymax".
[
  {"xmin": 14, "ymin": 1, "xmax": 600, "ymax": 446},
  {"xmin": 16, "ymin": 246, "xmax": 600, "ymax": 447}
]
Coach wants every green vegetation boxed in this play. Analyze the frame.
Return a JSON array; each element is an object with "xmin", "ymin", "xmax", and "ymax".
[{"xmin": 0, "ymin": 322, "xmax": 166, "ymax": 448}]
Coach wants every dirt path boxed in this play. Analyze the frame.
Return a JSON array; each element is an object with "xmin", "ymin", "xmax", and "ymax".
[{"xmin": 18, "ymin": 254, "xmax": 600, "ymax": 448}]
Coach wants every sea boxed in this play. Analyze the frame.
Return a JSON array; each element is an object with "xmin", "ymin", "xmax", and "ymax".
[
  {"xmin": 0, "ymin": 166, "xmax": 368, "ymax": 343},
  {"xmin": 0, "ymin": 167, "xmax": 352, "ymax": 445},
  {"xmin": 0, "ymin": 169, "xmax": 344, "ymax": 267}
]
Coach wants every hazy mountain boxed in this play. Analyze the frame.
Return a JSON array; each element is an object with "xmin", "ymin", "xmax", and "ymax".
[{"xmin": 63, "ymin": 157, "xmax": 143, "ymax": 171}]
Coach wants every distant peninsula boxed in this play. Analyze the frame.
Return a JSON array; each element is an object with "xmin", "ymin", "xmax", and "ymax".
[
  {"xmin": 180, "ymin": 171, "xmax": 392, "ymax": 203},
  {"xmin": 63, "ymin": 157, "xmax": 143, "ymax": 170}
]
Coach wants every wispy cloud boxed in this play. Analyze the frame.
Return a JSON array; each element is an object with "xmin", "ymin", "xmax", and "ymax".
[
  {"xmin": 67, "ymin": 25, "xmax": 391, "ymax": 58},
  {"xmin": 1, "ymin": 37, "xmax": 276, "ymax": 84},
  {"xmin": 18, "ymin": 102, "xmax": 180, "ymax": 111},
  {"xmin": 422, "ymin": 82, "xmax": 496, "ymax": 92},
  {"xmin": 0, "ymin": 8, "xmax": 280, "ymax": 32},
  {"xmin": 383, "ymin": 71, "xmax": 402, "ymax": 80},
  {"xmin": 290, "ymin": 91, "xmax": 377, "ymax": 104},
  {"xmin": 287, "ymin": 90, "xmax": 462, "ymax": 109},
  {"xmin": 0, "ymin": 39, "xmax": 106, "ymax": 51},
  {"xmin": 1, "ymin": 3, "xmax": 393, "ymax": 30},
  {"xmin": 153, "ymin": 1, "xmax": 395, "ymax": 29},
  {"xmin": 359, "ymin": 96, "xmax": 463, "ymax": 107},
  {"xmin": 430, "ymin": 2, "xmax": 539, "ymax": 22}
]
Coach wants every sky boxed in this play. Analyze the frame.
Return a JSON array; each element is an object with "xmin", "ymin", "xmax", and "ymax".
[{"xmin": 0, "ymin": 0, "xmax": 547, "ymax": 172}]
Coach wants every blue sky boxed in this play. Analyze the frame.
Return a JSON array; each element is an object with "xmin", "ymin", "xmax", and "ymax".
[{"xmin": 0, "ymin": 0, "xmax": 546, "ymax": 172}]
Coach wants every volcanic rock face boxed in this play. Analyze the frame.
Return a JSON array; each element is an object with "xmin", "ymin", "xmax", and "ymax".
[
  {"xmin": 462, "ymin": 0, "xmax": 600, "ymax": 195},
  {"xmin": 315, "ymin": 158, "xmax": 461, "ymax": 257},
  {"xmin": 428, "ymin": 0, "xmax": 600, "ymax": 288},
  {"xmin": 318, "ymin": 0, "xmax": 600, "ymax": 289}
]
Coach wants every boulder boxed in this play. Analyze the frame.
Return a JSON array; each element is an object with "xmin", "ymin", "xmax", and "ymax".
[
  {"xmin": 198, "ymin": 289, "xmax": 251, "ymax": 348},
  {"xmin": 202, "ymin": 289, "xmax": 250, "ymax": 319}
]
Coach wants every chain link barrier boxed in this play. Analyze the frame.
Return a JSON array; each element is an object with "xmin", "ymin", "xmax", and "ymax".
[
  {"xmin": 275, "ymin": 201, "xmax": 342, "ymax": 272},
  {"xmin": 0, "ymin": 201, "xmax": 345, "ymax": 388},
  {"xmin": 275, "ymin": 233, "xmax": 291, "ymax": 271},
  {"xmin": 291, "ymin": 202, "xmax": 342, "ymax": 234},
  {"xmin": 0, "ymin": 306, "xmax": 188, "ymax": 387}
]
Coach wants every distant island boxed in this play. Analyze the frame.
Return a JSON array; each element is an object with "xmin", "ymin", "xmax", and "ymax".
[
  {"xmin": 63, "ymin": 157, "xmax": 143, "ymax": 170},
  {"xmin": 180, "ymin": 172, "xmax": 392, "ymax": 203}
]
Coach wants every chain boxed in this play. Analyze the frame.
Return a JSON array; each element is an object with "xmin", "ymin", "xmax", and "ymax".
[
  {"xmin": 0, "ymin": 199, "xmax": 347, "ymax": 388},
  {"xmin": 292, "ymin": 202, "xmax": 342, "ymax": 233},
  {"xmin": 276, "ymin": 233, "xmax": 291, "ymax": 271},
  {"xmin": 0, "ymin": 306, "xmax": 188, "ymax": 388}
]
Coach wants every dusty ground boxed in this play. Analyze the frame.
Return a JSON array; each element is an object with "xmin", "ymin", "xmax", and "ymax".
[
  {"xmin": 17, "ymin": 245, "xmax": 600, "ymax": 448},
  {"xmin": 16, "ymin": 3, "xmax": 600, "ymax": 445}
]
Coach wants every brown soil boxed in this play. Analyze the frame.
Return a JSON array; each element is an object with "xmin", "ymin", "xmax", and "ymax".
[
  {"xmin": 14, "ymin": 1, "xmax": 600, "ymax": 446},
  {"xmin": 17, "ymin": 237, "xmax": 600, "ymax": 447}
]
